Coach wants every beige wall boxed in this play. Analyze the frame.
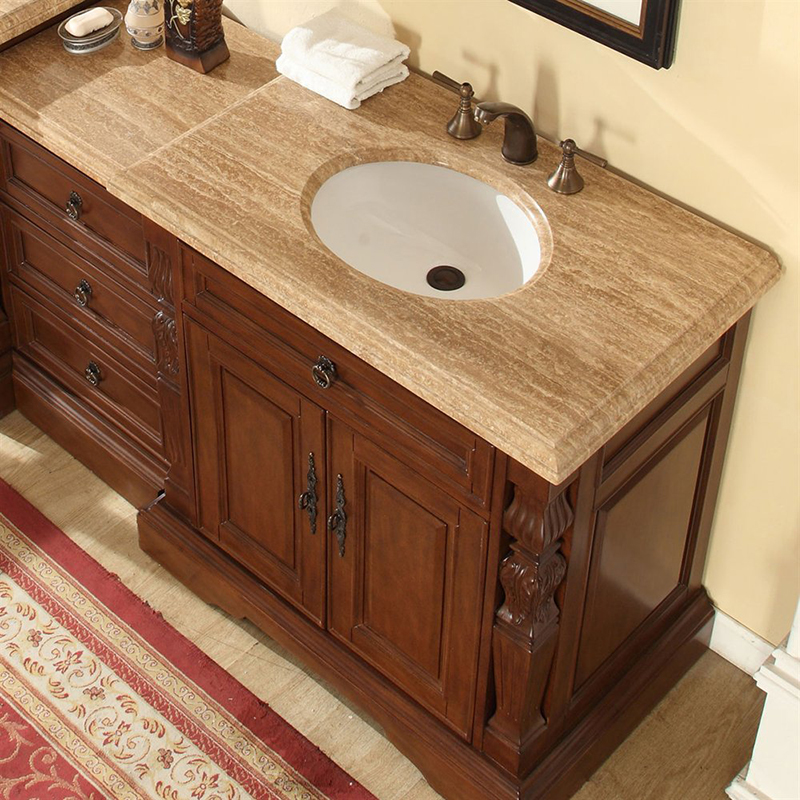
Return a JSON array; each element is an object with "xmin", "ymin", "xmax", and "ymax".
[{"xmin": 228, "ymin": 0, "xmax": 800, "ymax": 645}]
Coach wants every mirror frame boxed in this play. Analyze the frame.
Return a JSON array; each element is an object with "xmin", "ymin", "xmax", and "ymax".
[{"xmin": 510, "ymin": 0, "xmax": 679, "ymax": 68}]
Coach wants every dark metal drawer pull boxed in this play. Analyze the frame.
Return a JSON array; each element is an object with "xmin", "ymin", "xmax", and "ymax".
[
  {"xmin": 84, "ymin": 361, "xmax": 101, "ymax": 387},
  {"xmin": 327, "ymin": 473, "xmax": 347, "ymax": 557},
  {"xmin": 311, "ymin": 356, "xmax": 336, "ymax": 389},
  {"xmin": 74, "ymin": 279, "xmax": 92, "ymax": 307},
  {"xmin": 66, "ymin": 191, "xmax": 82, "ymax": 221},
  {"xmin": 298, "ymin": 452, "xmax": 318, "ymax": 534}
]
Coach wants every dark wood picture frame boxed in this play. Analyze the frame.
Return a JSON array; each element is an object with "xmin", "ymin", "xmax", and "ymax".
[{"xmin": 510, "ymin": 0, "xmax": 680, "ymax": 68}]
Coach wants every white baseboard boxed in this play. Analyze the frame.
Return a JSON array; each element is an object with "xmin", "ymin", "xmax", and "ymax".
[
  {"xmin": 727, "ymin": 771, "xmax": 772, "ymax": 800},
  {"xmin": 710, "ymin": 609, "xmax": 774, "ymax": 676}
]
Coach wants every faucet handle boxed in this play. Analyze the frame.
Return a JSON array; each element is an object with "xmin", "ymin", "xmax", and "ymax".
[
  {"xmin": 431, "ymin": 71, "xmax": 471, "ymax": 95},
  {"xmin": 431, "ymin": 71, "xmax": 482, "ymax": 140},
  {"xmin": 563, "ymin": 139, "xmax": 607, "ymax": 168},
  {"xmin": 547, "ymin": 139, "xmax": 607, "ymax": 194}
]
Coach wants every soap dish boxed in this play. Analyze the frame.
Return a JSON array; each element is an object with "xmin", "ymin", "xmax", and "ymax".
[{"xmin": 58, "ymin": 7, "xmax": 122, "ymax": 54}]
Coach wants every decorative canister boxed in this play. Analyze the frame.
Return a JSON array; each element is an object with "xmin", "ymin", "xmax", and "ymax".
[
  {"xmin": 124, "ymin": 0, "xmax": 164, "ymax": 50},
  {"xmin": 164, "ymin": 0, "xmax": 229, "ymax": 74}
]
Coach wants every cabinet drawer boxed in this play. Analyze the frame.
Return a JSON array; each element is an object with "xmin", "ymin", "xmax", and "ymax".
[
  {"xmin": 2, "ymin": 206, "xmax": 157, "ymax": 364},
  {"xmin": 9, "ymin": 286, "xmax": 162, "ymax": 456},
  {"xmin": 0, "ymin": 123, "xmax": 146, "ymax": 269},
  {"xmin": 183, "ymin": 247, "xmax": 494, "ymax": 512}
]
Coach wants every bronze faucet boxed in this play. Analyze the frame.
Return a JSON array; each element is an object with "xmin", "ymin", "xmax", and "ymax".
[{"xmin": 473, "ymin": 102, "xmax": 537, "ymax": 165}]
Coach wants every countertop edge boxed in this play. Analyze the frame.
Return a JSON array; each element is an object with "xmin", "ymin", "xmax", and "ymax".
[{"xmin": 108, "ymin": 173, "xmax": 781, "ymax": 486}]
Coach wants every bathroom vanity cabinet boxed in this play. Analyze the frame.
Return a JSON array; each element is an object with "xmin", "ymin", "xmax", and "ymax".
[
  {"xmin": 136, "ymin": 241, "xmax": 747, "ymax": 800},
  {"xmin": 0, "ymin": 122, "xmax": 760, "ymax": 800}
]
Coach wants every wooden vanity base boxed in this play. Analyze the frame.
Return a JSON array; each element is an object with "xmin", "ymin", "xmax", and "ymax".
[
  {"xmin": 0, "ymin": 121, "xmax": 755, "ymax": 800},
  {"xmin": 129, "ymin": 245, "xmax": 750, "ymax": 799},
  {"xmin": 140, "ymin": 497, "xmax": 713, "ymax": 800}
]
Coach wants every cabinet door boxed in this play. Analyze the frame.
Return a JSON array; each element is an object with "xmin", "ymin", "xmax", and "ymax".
[
  {"xmin": 186, "ymin": 320, "xmax": 326, "ymax": 626},
  {"xmin": 327, "ymin": 416, "xmax": 488, "ymax": 739}
]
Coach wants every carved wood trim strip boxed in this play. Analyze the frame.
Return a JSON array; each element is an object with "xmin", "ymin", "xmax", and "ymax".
[
  {"xmin": 146, "ymin": 243, "xmax": 174, "ymax": 307},
  {"xmin": 158, "ymin": 376, "xmax": 187, "ymax": 480},
  {"xmin": 153, "ymin": 310, "xmax": 179, "ymax": 379},
  {"xmin": 144, "ymin": 226, "xmax": 196, "ymax": 521}
]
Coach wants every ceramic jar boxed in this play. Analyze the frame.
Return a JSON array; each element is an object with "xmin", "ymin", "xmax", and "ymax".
[{"xmin": 125, "ymin": 0, "xmax": 164, "ymax": 50}]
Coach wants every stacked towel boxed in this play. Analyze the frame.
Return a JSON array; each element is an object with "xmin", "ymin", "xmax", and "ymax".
[{"xmin": 276, "ymin": 10, "xmax": 410, "ymax": 110}]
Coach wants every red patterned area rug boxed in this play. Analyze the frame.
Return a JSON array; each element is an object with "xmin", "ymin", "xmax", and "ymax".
[{"xmin": 0, "ymin": 478, "xmax": 376, "ymax": 799}]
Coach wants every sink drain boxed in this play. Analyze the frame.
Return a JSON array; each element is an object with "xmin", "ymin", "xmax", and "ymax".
[{"xmin": 426, "ymin": 265, "xmax": 466, "ymax": 292}]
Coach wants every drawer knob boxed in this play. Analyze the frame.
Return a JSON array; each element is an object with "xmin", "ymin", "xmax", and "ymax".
[
  {"xmin": 84, "ymin": 361, "xmax": 101, "ymax": 387},
  {"xmin": 74, "ymin": 279, "xmax": 92, "ymax": 307},
  {"xmin": 311, "ymin": 356, "xmax": 336, "ymax": 389},
  {"xmin": 66, "ymin": 191, "xmax": 83, "ymax": 221}
]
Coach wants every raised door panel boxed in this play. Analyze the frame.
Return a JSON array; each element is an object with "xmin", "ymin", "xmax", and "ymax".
[
  {"xmin": 186, "ymin": 319, "xmax": 326, "ymax": 626},
  {"xmin": 327, "ymin": 416, "xmax": 488, "ymax": 739}
]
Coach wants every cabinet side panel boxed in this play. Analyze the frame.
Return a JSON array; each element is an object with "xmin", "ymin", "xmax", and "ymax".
[{"xmin": 575, "ymin": 411, "xmax": 710, "ymax": 686}]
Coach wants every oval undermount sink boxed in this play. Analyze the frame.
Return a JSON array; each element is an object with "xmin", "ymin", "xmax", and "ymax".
[{"xmin": 310, "ymin": 161, "xmax": 544, "ymax": 300}]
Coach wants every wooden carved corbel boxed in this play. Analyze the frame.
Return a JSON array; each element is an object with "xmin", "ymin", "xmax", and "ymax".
[{"xmin": 484, "ymin": 479, "xmax": 573, "ymax": 776}]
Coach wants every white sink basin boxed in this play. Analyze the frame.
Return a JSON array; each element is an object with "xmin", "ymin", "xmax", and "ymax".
[{"xmin": 310, "ymin": 161, "xmax": 544, "ymax": 300}]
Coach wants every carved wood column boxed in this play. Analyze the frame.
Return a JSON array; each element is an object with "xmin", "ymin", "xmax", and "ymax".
[
  {"xmin": 144, "ymin": 219, "xmax": 193, "ymax": 521},
  {"xmin": 483, "ymin": 475, "xmax": 574, "ymax": 776}
]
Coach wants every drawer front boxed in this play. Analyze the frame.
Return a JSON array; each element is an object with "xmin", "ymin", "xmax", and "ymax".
[
  {"xmin": 2, "ymin": 206, "xmax": 157, "ymax": 364},
  {"xmin": 183, "ymin": 247, "xmax": 494, "ymax": 512},
  {"xmin": 0, "ymin": 123, "xmax": 146, "ymax": 268},
  {"xmin": 9, "ymin": 286, "xmax": 163, "ymax": 456}
]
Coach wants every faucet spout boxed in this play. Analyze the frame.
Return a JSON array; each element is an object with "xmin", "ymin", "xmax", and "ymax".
[{"xmin": 474, "ymin": 102, "xmax": 538, "ymax": 165}]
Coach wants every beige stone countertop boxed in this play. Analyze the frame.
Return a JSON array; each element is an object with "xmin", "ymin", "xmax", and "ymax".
[
  {"xmin": 0, "ymin": 14, "xmax": 781, "ymax": 484},
  {"xmin": 0, "ymin": 1, "xmax": 280, "ymax": 182},
  {"xmin": 0, "ymin": 0, "xmax": 82, "ymax": 46}
]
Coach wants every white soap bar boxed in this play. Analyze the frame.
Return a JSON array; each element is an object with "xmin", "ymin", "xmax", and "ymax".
[{"xmin": 65, "ymin": 8, "xmax": 113, "ymax": 37}]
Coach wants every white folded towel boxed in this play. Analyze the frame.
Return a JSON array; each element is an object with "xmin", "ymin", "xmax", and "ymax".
[
  {"xmin": 277, "ymin": 55, "xmax": 409, "ymax": 110},
  {"xmin": 276, "ymin": 9, "xmax": 410, "ymax": 109}
]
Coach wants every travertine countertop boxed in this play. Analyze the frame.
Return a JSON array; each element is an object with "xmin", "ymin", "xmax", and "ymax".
[
  {"xmin": 0, "ymin": 9, "xmax": 781, "ymax": 483},
  {"xmin": 0, "ymin": 0, "xmax": 82, "ymax": 45}
]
